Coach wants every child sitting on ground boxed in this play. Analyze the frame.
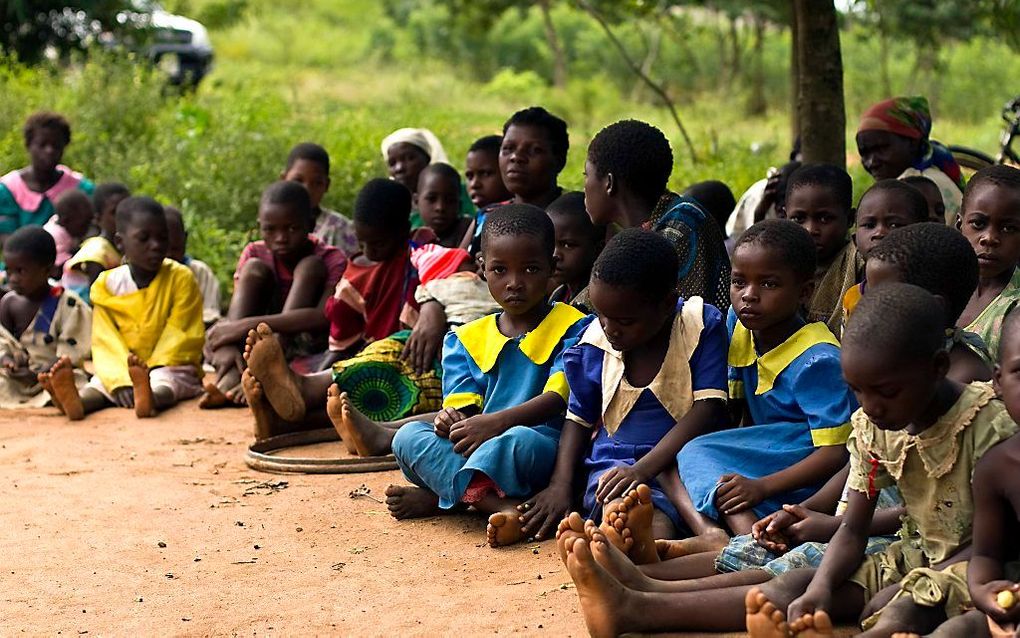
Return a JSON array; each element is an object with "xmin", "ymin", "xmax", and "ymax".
[
  {"xmin": 280, "ymin": 142, "xmax": 358, "ymax": 256},
  {"xmin": 386, "ymin": 204, "xmax": 589, "ymax": 548},
  {"xmin": 0, "ymin": 227, "xmax": 91, "ymax": 410},
  {"xmin": 0, "ymin": 111, "xmax": 94, "ymax": 243},
  {"xmin": 840, "ymin": 178, "xmax": 931, "ymax": 322},
  {"xmin": 744, "ymin": 284, "xmax": 1018, "ymax": 638},
  {"xmin": 202, "ymin": 181, "xmax": 345, "ymax": 406},
  {"xmin": 63, "ymin": 182, "xmax": 130, "ymax": 303},
  {"xmin": 783, "ymin": 164, "xmax": 858, "ymax": 337},
  {"xmin": 414, "ymin": 163, "xmax": 473, "ymax": 248},
  {"xmin": 165, "ymin": 206, "xmax": 221, "ymax": 326},
  {"xmin": 677, "ymin": 220, "xmax": 856, "ymax": 540},
  {"xmin": 44, "ymin": 190, "xmax": 93, "ymax": 274},
  {"xmin": 519, "ymin": 229, "xmax": 728, "ymax": 553},
  {"xmin": 465, "ymin": 135, "xmax": 512, "ymax": 212},
  {"xmin": 958, "ymin": 165, "xmax": 1020, "ymax": 362},
  {"xmin": 546, "ymin": 191, "xmax": 604, "ymax": 307},
  {"xmin": 934, "ymin": 308, "xmax": 1020, "ymax": 637},
  {"xmin": 902, "ymin": 174, "xmax": 947, "ymax": 223},
  {"xmin": 866, "ymin": 222, "xmax": 993, "ymax": 382},
  {"xmin": 47, "ymin": 197, "xmax": 205, "ymax": 420},
  {"xmin": 583, "ymin": 119, "xmax": 731, "ymax": 312}
]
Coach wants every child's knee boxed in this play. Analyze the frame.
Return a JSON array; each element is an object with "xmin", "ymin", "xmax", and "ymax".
[
  {"xmin": 237, "ymin": 258, "xmax": 274, "ymax": 283},
  {"xmin": 293, "ymin": 254, "xmax": 327, "ymax": 282},
  {"xmin": 391, "ymin": 420, "xmax": 439, "ymax": 461}
]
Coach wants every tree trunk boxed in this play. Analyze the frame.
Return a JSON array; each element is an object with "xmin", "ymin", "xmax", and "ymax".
[
  {"xmin": 793, "ymin": 0, "xmax": 845, "ymax": 168},
  {"xmin": 789, "ymin": 1, "xmax": 800, "ymax": 144},
  {"xmin": 747, "ymin": 12, "xmax": 767, "ymax": 116},
  {"xmin": 537, "ymin": 0, "xmax": 568, "ymax": 88},
  {"xmin": 874, "ymin": 0, "xmax": 892, "ymax": 97},
  {"xmin": 727, "ymin": 14, "xmax": 741, "ymax": 84}
]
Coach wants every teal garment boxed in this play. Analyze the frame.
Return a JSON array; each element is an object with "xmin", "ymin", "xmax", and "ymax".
[{"xmin": 0, "ymin": 177, "xmax": 95, "ymax": 236}]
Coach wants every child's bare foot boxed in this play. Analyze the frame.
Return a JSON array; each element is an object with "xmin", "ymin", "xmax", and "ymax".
[
  {"xmin": 327, "ymin": 387, "xmax": 394, "ymax": 457},
  {"xmin": 486, "ymin": 509, "xmax": 525, "ymax": 547},
  {"xmin": 243, "ymin": 323, "xmax": 305, "ymax": 422},
  {"xmin": 601, "ymin": 484, "xmax": 658, "ymax": 564},
  {"xmin": 127, "ymin": 354, "xmax": 155, "ymax": 418},
  {"xmin": 47, "ymin": 357, "xmax": 84, "ymax": 421},
  {"xmin": 241, "ymin": 369, "xmax": 280, "ymax": 441},
  {"xmin": 890, "ymin": 634, "xmax": 921, "ymax": 638},
  {"xmin": 38, "ymin": 370, "xmax": 64, "ymax": 414},
  {"xmin": 589, "ymin": 526, "xmax": 654, "ymax": 591},
  {"xmin": 385, "ymin": 485, "xmax": 440, "ymax": 520},
  {"xmin": 556, "ymin": 512, "xmax": 589, "ymax": 562},
  {"xmin": 563, "ymin": 534, "xmax": 631, "ymax": 638},
  {"xmin": 198, "ymin": 381, "xmax": 231, "ymax": 409},
  {"xmin": 654, "ymin": 528, "xmax": 731, "ymax": 560},
  {"xmin": 745, "ymin": 586, "xmax": 789, "ymax": 638},
  {"xmin": 789, "ymin": 609, "xmax": 833, "ymax": 638}
]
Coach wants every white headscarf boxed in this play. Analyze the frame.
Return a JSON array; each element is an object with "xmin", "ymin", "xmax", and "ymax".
[{"xmin": 380, "ymin": 128, "xmax": 449, "ymax": 165}]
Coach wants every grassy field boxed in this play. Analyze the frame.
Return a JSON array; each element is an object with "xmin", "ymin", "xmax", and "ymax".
[{"xmin": 2, "ymin": 0, "xmax": 1017, "ymax": 289}]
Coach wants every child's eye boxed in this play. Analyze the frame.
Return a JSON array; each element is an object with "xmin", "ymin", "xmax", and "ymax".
[
  {"xmin": 525, "ymin": 266, "xmax": 541, "ymax": 274},
  {"xmin": 761, "ymin": 280, "xmax": 778, "ymax": 289},
  {"xmin": 731, "ymin": 278, "xmax": 745, "ymax": 287}
]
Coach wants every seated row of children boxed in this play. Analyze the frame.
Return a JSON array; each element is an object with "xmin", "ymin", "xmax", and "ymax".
[{"xmin": 2, "ymin": 102, "xmax": 1020, "ymax": 637}]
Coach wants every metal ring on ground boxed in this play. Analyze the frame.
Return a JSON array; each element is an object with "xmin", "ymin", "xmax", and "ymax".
[{"xmin": 245, "ymin": 428, "xmax": 399, "ymax": 474}]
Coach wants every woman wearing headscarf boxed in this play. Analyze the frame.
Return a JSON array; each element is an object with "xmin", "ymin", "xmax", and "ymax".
[
  {"xmin": 856, "ymin": 96, "xmax": 965, "ymax": 224},
  {"xmin": 380, "ymin": 128, "xmax": 473, "ymax": 230}
]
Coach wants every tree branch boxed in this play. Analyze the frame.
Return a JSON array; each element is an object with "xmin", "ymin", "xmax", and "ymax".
[{"xmin": 574, "ymin": 0, "xmax": 699, "ymax": 164}]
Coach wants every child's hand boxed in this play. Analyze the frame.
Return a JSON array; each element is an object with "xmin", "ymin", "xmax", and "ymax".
[
  {"xmin": 433, "ymin": 408, "xmax": 466, "ymax": 438},
  {"xmin": 206, "ymin": 320, "xmax": 247, "ymax": 350},
  {"xmin": 518, "ymin": 482, "xmax": 572, "ymax": 541},
  {"xmin": 787, "ymin": 586, "xmax": 832, "ymax": 627},
  {"xmin": 595, "ymin": 464, "xmax": 647, "ymax": 504},
  {"xmin": 774, "ymin": 504, "xmax": 839, "ymax": 546},
  {"xmin": 715, "ymin": 474, "xmax": 767, "ymax": 515},
  {"xmin": 751, "ymin": 511, "xmax": 791, "ymax": 554},
  {"xmin": 112, "ymin": 387, "xmax": 135, "ymax": 408},
  {"xmin": 449, "ymin": 414, "xmax": 505, "ymax": 457},
  {"xmin": 401, "ymin": 305, "xmax": 446, "ymax": 375},
  {"xmin": 973, "ymin": 580, "xmax": 1020, "ymax": 624}
]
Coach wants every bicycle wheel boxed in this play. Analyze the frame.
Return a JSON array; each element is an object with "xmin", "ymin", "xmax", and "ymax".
[{"xmin": 949, "ymin": 145, "xmax": 995, "ymax": 171}]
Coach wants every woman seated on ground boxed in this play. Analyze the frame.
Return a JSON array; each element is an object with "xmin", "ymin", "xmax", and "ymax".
[{"xmin": 856, "ymin": 95, "xmax": 964, "ymax": 224}]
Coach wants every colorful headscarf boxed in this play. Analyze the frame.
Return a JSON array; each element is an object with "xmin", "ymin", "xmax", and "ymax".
[{"xmin": 858, "ymin": 96, "xmax": 965, "ymax": 190}]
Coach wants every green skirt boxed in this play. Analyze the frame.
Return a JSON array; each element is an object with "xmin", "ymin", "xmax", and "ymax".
[{"xmin": 330, "ymin": 330, "xmax": 442, "ymax": 422}]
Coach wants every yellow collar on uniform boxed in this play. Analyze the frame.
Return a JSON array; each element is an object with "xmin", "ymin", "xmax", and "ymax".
[
  {"xmin": 728, "ymin": 320, "xmax": 839, "ymax": 395},
  {"xmin": 455, "ymin": 302, "xmax": 585, "ymax": 373}
]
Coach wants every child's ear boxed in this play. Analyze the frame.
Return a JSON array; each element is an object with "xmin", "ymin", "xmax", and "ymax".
[
  {"xmin": 605, "ymin": 172, "xmax": 616, "ymax": 197},
  {"xmin": 412, "ymin": 192, "xmax": 419, "ymax": 208},
  {"xmin": 932, "ymin": 348, "xmax": 952, "ymax": 380},
  {"xmin": 955, "ymin": 214, "xmax": 963, "ymax": 230},
  {"xmin": 114, "ymin": 231, "xmax": 125, "ymax": 254}
]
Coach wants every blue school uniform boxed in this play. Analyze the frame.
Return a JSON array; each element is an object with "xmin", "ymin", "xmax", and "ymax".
[
  {"xmin": 391, "ymin": 302, "xmax": 589, "ymax": 509},
  {"xmin": 564, "ymin": 297, "xmax": 728, "ymax": 529},
  {"xmin": 677, "ymin": 309, "xmax": 856, "ymax": 521}
]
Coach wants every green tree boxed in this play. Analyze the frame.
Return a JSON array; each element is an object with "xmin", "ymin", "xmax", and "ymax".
[{"xmin": 1, "ymin": 1, "xmax": 135, "ymax": 63}]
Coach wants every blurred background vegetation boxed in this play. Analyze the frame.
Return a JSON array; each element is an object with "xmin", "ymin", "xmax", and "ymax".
[{"xmin": 2, "ymin": 0, "xmax": 1018, "ymax": 290}]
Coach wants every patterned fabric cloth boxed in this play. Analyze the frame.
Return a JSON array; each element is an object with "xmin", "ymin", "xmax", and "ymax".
[
  {"xmin": 0, "ymin": 165, "xmax": 94, "ymax": 235},
  {"xmin": 325, "ymin": 245, "xmax": 419, "ymax": 353},
  {"xmin": 810, "ymin": 241, "xmax": 861, "ymax": 339},
  {"xmin": 413, "ymin": 272, "xmax": 499, "ymax": 327},
  {"xmin": 644, "ymin": 192, "xmax": 732, "ymax": 312},
  {"xmin": 0, "ymin": 286, "xmax": 91, "ymax": 408},
  {"xmin": 234, "ymin": 234, "xmax": 346, "ymax": 306},
  {"xmin": 565, "ymin": 297, "xmax": 728, "ymax": 529},
  {"xmin": 91, "ymin": 260, "xmax": 205, "ymax": 393},
  {"xmin": 314, "ymin": 207, "xmax": 359, "ymax": 256},
  {"xmin": 965, "ymin": 266, "xmax": 1020, "ymax": 362},
  {"xmin": 677, "ymin": 310, "xmax": 858, "ymax": 522},
  {"xmin": 391, "ymin": 303, "xmax": 588, "ymax": 509},
  {"xmin": 330, "ymin": 330, "xmax": 442, "ymax": 422}
]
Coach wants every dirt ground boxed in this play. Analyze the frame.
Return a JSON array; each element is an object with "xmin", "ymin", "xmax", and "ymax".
[{"xmin": 1, "ymin": 401, "xmax": 856, "ymax": 637}]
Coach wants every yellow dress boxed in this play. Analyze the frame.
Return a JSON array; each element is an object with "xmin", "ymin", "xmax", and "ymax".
[{"xmin": 90, "ymin": 259, "xmax": 205, "ymax": 392}]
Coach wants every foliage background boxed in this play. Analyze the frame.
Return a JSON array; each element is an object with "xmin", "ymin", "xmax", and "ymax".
[{"xmin": 2, "ymin": 0, "xmax": 1018, "ymax": 291}]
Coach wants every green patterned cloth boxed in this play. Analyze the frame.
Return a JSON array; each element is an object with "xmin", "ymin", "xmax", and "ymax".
[{"xmin": 965, "ymin": 266, "xmax": 1020, "ymax": 362}]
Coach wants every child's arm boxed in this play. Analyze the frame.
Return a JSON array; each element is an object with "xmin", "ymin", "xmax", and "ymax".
[
  {"xmin": 968, "ymin": 444, "xmax": 1020, "ymax": 624},
  {"xmin": 716, "ymin": 445, "xmax": 848, "ymax": 515},
  {"xmin": 787, "ymin": 488, "xmax": 879, "ymax": 620},
  {"xmin": 149, "ymin": 267, "xmax": 205, "ymax": 368}
]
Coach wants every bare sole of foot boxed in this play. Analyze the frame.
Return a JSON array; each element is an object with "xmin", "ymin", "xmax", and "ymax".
[
  {"xmin": 789, "ymin": 609, "xmax": 834, "ymax": 638},
  {"xmin": 563, "ymin": 534, "xmax": 628, "ymax": 638},
  {"xmin": 326, "ymin": 385, "xmax": 360, "ymax": 455},
  {"xmin": 331, "ymin": 388, "xmax": 392, "ymax": 457},
  {"xmin": 601, "ymin": 484, "xmax": 658, "ymax": 565},
  {"xmin": 589, "ymin": 525, "xmax": 651, "ymax": 591},
  {"xmin": 385, "ymin": 485, "xmax": 440, "ymax": 520},
  {"xmin": 654, "ymin": 528, "xmax": 731, "ymax": 560},
  {"xmin": 240, "ymin": 369, "xmax": 279, "ymax": 441},
  {"xmin": 890, "ymin": 634, "xmax": 921, "ymax": 638},
  {"xmin": 487, "ymin": 510, "xmax": 525, "ymax": 548},
  {"xmin": 243, "ymin": 323, "xmax": 306, "ymax": 422},
  {"xmin": 127, "ymin": 354, "xmax": 155, "ymax": 418},
  {"xmin": 745, "ymin": 586, "xmax": 789, "ymax": 638},
  {"xmin": 556, "ymin": 512, "xmax": 590, "ymax": 563},
  {"xmin": 38, "ymin": 371, "xmax": 65, "ymax": 414},
  {"xmin": 47, "ymin": 357, "xmax": 84, "ymax": 421}
]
